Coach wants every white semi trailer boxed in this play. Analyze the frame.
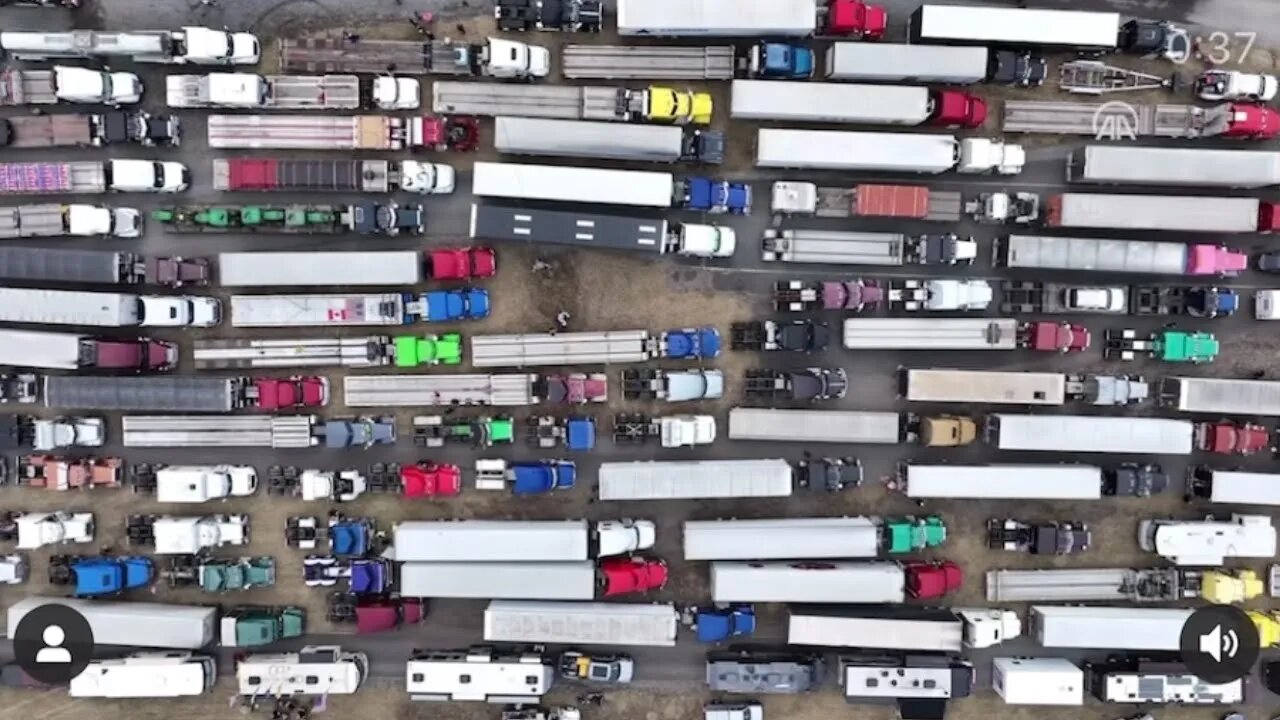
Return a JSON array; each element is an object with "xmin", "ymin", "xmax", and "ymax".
[
  {"xmin": 755, "ymin": 129, "xmax": 1024, "ymax": 174},
  {"xmin": 683, "ymin": 517, "xmax": 896, "ymax": 560},
  {"xmin": 1029, "ymin": 606, "xmax": 1191, "ymax": 651},
  {"xmin": 895, "ymin": 464, "xmax": 1105, "ymax": 500},
  {"xmin": 727, "ymin": 408, "xmax": 902, "ymax": 443},
  {"xmin": 483, "ymin": 601, "xmax": 679, "ymax": 647},
  {"xmin": 389, "ymin": 519, "xmax": 653, "ymax": 561},
  {"xmin": 399, "ymin": 561, "xmax": 597, "ymax": 600},
  {"xmin": 217, "ymin": 252, "xmax": 421, "ymax": 287},
  {"xmin": 1158, "ymin": 376, "xmax": 1280, "ymax": 416},
  {"xmin": 843, "ymin": 318, "xmax": 1022, "ymax": 350},
  {"xmin": 1068, "ymin": 146, "xmax": 1280, "ymax": 189},
  {"xmin": 711, "ymin": 561, "xmax": 914, "ymax": 603},
  {"xmin": 1187, "ymin": 467, "xmax": 1280, "ymax": 506},
  {"xmin": 788, "ymin": 607, "xmax": 1020, "ymax": 651},
  {"xmin": 7, "ymin": 597, "xmax": 218, "ymax": 649},
  {"xmin": 193, "ymin": 336, "xmax": 405, "ymax": 369},
  {"xmin": 985, "ymin": 414, "xmax": 1194, "ymax": 454},
  {"xmin": 598, "ymin": 459, "xmax": 793, "ymax": 501}
]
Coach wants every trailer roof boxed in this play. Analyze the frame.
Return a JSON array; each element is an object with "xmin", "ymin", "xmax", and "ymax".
[
  {"xmin": 843, "ymin": 318, "xmax": 1019, "ymax": 350},
  {"xmin": 1031, "ymin": 606, "xmax": 1191, "ymax": 650},
  {"xmin": 825, "ymin": 43, "xmax": 989, "ymax": 83},
  {"xmin": 756, "ymin": 129, "xmax": 957, "ymax": 172},
  {"xmin": 230, "ymin": 293, "xmax": 406, "ymax": 327},
  {"xmin": 789, "ymin": 613, "xmax": 963, "ymax": 652},
  {"xmin": 991, "ymin": 414, "xmax": 1193, "ymax": 454},
  {"xmin": 0, "ymin": 328, "xmax": 84, "ymax": 369},
  {"xmin": 902, "ymin": 464, "xmax": 1103, "ymax": 499},
  {"xmin": 1054, "ymin": 193, "xmax": 1260, "ymax": 233},
  {"xmin": 598, "ymin": 459, "xmax": 793, "ymax": 500},
  {"xmin": 217, "ymin": 251, "xmax": 421, "ymax": 287},
  {"xmin": 43, "ymin": 375, "xmax": 234, "ymax": 412},
  {"xmin": 493, "ymin": 117, "xmax": 685, "ymax": 162},
  {"xmin": 728, "ymin": 408, "xmax": 901, "ymax": 443},
  {"xmin": 1201, "ymin": 470, "xmax": 1280, "ymax": 505},
  {"xmin": 1076, "ymin": 146, "xmax": 1280, "ymax": 188},
  {"xmin": 399, "ymin": 561, "xmax": 596, "ymax": 600},
  {"xmin": 1002, "ymin": 235, "xmax": 1187, "ymax": 274},
  {"xmin": 684, "ymin": 517, "xmax": 880, "ymax": 560},
  {"xmin": 0, "ymin": 246, "xmax": 120, "ymax": 285},
  {"xmin": 1162, "ymin": 376, "xmax": 1280, "ymax": 415},
  {"xmin": 905, "ymin": 369, "xmax": 1066, "ymax": 405},
  {"xmin": 390, "ymin": 520, "xmax": 589, "ymax": 562},
  {"xmin": 710, "ymin": 561, "xmax": 904, "ymax": 603},
  {"xmin": 730, "ymin": 80, "xmax": 930, "ymax": 124},
  {"xmin": 913, "ymin": 5, "xmax": 1120, "ymax": 48},
  {"xmin": 473, "ymin": 162, "xmax": 675, "ymax": 208},
  {"xmin": 7, "ymin": 597, "xmax": 216, "ymax": 649},
  {"xmin": 483, "ymin": 600, "xmax": 678, "ymax": 647},
  {"xmin": 470, "ymin": 203, "xmax": 666, "ymax": 253},
  {"xmin": 617, "ymin": 0, "xmax": 817, "ymax": 36}
]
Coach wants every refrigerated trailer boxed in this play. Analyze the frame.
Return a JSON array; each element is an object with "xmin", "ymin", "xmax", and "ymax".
[
  {"xmin": 1029, "ymin": 606, "xmax": 1190, "ymax": 651},
  {"xmin": 995, "ymin": 235, "xmax": 1244, "ymax": 276},
  {"xmin": 193, "ymin": 336, "xmax": 400, "ymax": 370},
  {"xmin": 788, "ymin": 607, "xmax": 1019, "ymax": 651},
  {"xmin": 399, "ymin": 561, "xmax": 596, "ymax": 600},
  {"xmin": 7, "ymin": 597, "xmax": 217, "ymax": 650},
  {"xmin": 1068, "ymin": 146, "xmax": 1280, "ymax": 189},
  {"xmin": 824, "ymin": 43, "xmax": 989, "ymax": 84},
  {"xmin": 755, "ymin": 129, "xmax": 1023, "ymax": 174},
  {"xmin": 843, "ymin": 318, "xmax": 1020, "ymax": 350},
  {"xmin": 391, "ymin": 520, "xmax": 591, "ymax": 562},
  {"xmin": 683, "ymin": 517, "xmax": 884, "ymax": 560},
  {"xmin": 617, "ymin": 0, "xmax": 818, "ymax": 37},
  {"xmin": 711, "ymin": 561, "xmax": 908, "ymax": 604},
  {"xmin": 472, "ymin": 162, "xmax": 675, "ymax": 208},
  {"xmin": 343, "ymin": 374, "xmax": 538, "ymax": 407},
  {"xmin": 562, "ymin": 45, "xmax": 736, "ymax": 80},
  {"xmin": 493, "ymin": 117, "xmax": 724, "ymax": 164},
  {"xmin": 730, "ymin": 80, "xmax": 984, "ymax": 127},
  {"xmin": 1045, "ymin": 193, "xmax": 1271, "ymax": 234},
  {"xmin": 598, "ymin": 459, "xmax": 793, "ymax": 501},
  {"xmin": 217, "ymin": 252, "xmax": 421, "ymax": 287},
  {"xmin": 909, "ymin": 6, "xmax": 1121, "ymax": 50},
  {"xmin": 902, "ymin": 369, "xmax": 1066, "ymax": 405},
  {"xmin": 728, "ymin": 408, "xmax": 902, "ymax": 444},
  {"xmin": 1158, "ymin": 376, "xmax": 1280, "ymax": 416},
  {"xmin": 121, "ymin": 415, "xmax": 317, "ymax": 448},
  {"xmin": 896, "ymin": 464, "xmax": 1104, "ymax": 500},
  {"xmin": 483, "ymin": 601, "xmax": 678, "ymax": 647},
  {"xmin": 986, "ymin": 414, "xmax": 1193, "ymax": 455}
]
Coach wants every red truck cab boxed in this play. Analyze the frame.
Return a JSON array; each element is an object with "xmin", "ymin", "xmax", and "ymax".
[
  {"xmin": 1196, "ymin": 421, "xmax": 1270, "ymax": 455},
  {"xmin": 599, "ymin": 556, "xmax": 668, "ymax": 596},
  {"xmin": 253, "ymin": 376, "xmax": 328, "ymax": 410},
  {"xmin": 98, "ymin": 338, "xmax": 178, "ymax": 372},
  {"xmin": 400, "ymin": 461, "xmax": 462, "ymax": 498},
  {"xmin": 1021, "ymin": 321, "xmax": 1090, "ymax": 353},
  {"xmin": 427, "ymin": 247, "xmax": 496, "ymax": 281},
  {"xmin": 930, "ymin": 90, "xmax": 987, "ymax": 129},
  {"xmin": 1257, "ymin": 202, "xmax": 1280, "ymax": 233},
  {"xmin": 1220, "ymin": 104, "xmax": 1280, "ymax": 139},
  {"xmin": 823, "ymin": 0, "xmax": 887, "ymax": 39},
  {"xmin": 417, "ymin": 115, "xmax": 481, "ymax": 152},
  {"xmin": 904, "ymin": 560, "xmax": 962, "ymax": 599}
]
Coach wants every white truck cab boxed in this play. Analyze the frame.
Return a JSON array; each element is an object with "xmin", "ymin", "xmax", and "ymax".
[
  {"xmin": 107, "ymin": 159, "xmax": 190, "ymax": 193},
  {"xmin": 664, "ymin": 369, "xmax": 726, "ymax": 402},
  {"xmin": 139, "ymin": 295, "xmax": 221, "ymax": 327},
  {"xmin": 595, "ymin": 519, "xmax": 657, "ymax": 557},
  {"xmin": 155, "ymin": 465, "xmax": 258, "ymax": 503},
  {"xmin": 15, "ymin": 511, "xmax": 94, "ymax": 549},
  {"xmin": 0, "ymin": 554, "xmax": 26, "ymax": 584},
  {"xmin": 678, "ymin": 223, "xmax": 736, "ymax": 258},
  {"xmin": 954, "ymin": 607, "xmax": 1022, "ymax": 649},
  {"xmin": 1139, "ymin": 514, "xmax": 1277, "ymax": 566},
  {"xmin": 660, "ymin": 415, "xmax": 716, "ymax": 448},
  {"xmin": 957, "ymin": 138, "xmax": 1024, "ymax": 175},
  {"xmin": 66, "ymin": 205, "xmax": 143, "ymax": 238},
  {"xmin": 485, "ymin": 38, "xmax": 551, "ymax": 79},
  {"xmin": 54, "ymin": 66, "xmax": 142, "ymax": 105},
  {"xmin": 180, "ymin": 26, "xmax": 260, "ymax": 65},
  {"xmin": 151, "ymin": 515, "xmax": 249, "ymax": 554},
  {"xmin": 299, "ymin": 469, "xmax": 367, "ymax": 502},
  {"xmin": 71, "ymin": 652, "xmax": 216, "ymax": 698},
  {"xmin": 402, "ymin": 161, "xmax": 456, "ymax": 195},
  {"xmin": 34, "ymin": 417, "xmax": 104, "ymax": 450},
  {"xmin": 372, "ymin": 76, "xmax": 421, "ymax": 110},
  {"xmin": 1255, "ymin": 290, "xmax": 1280, "ymax": 320},
  {"xmin": 1196, "ymin": 70, "xmax": 1279, "ymax": 102}
]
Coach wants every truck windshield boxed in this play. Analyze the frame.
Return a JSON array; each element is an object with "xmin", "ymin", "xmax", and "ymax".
[
  {"xmin": 99, "ymin": 74, "xmax": 113, "ymax": 101},
  {"xmin": 152, "ymin": 162, "xmax": 165, "ymax": 188}
]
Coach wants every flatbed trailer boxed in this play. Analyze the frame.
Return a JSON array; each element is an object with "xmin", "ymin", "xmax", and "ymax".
[
  {"xmin": 986, "ymin": 568, "xmax": 1209, "ymax": 603},
  {"xmin": 598, "ymin": 459, "xmax": 793, "ymax": 501},
  {"xmin": 999, "ymin": 281, "xmax": 1129, "ymax": 314},
  {"xmin": 277, "ymin": 37, "xmax": 477, "ymax": 76},
  {"xmin": 728, "ymin": 408, "xmax": 902, "ymax": 444},
  {"xmin": 483, "ymin": 600, "xmax": 678, "ymax": 647},
  {"xmin": 0, "ymin": 112, "xmax": 178, "ymax": 149},
  {"xmin": 0, "ymin": 69, "xmax": 58, "ymax": 105},
  {"xmin": 206, "ymin": 115, "xmax": 413, "ymax": 150},
  {"xmin": 343, "ymin": 374, "xmax": 538, "ymax": 407},
  {"xmin": 1159, "ymin": 376, "xmax": 1280, "ymax": 416},
  {"xmin": 470, "ymin": 330, "xmax": 656, "ymax": 368},
  {"xmin": 121, "ymin": 415, "xmax": 317, "ymax": 448},
  {"xmin": 1002, "ymin": 101, "xmax": 1239, "ymax": 137},
  {"xmin": 166, "ymin": 73, "xmax": 361, "ymax": 109},
  {"xmin": 761, "ymin": 230, "xmax": 967, "ymax": 265},
  {"xmin": 193, "ymin": 336, "xmax": 399, "ymax": 370},
  {"xmin": 433, "ymin": 82, "xmax": 641, "ymax": 121},
  {"xmin": 561, "ymin": 45, "xmax": 736, "ymax": 80}
]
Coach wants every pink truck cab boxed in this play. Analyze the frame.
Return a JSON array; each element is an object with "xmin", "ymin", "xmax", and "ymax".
[
  {"xmin": 1187, "ymin": 245, "xmax": 1247, "ymax": 276},
  {"xmin": 823, "ymin": 0, "xmax": 887, "ymax": 40}
]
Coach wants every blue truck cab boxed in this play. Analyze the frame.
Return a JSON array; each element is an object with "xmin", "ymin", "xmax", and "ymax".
[
  {"xmin": 681, "ymin": 177, "xmax": 753, "ymax": 215},
  {"xmin": 1188, "ymin": 287, "xmax": 1239, "ymax": 318},
  {"xmin": 663, "ymin": 326, "xmax": 721, "ymax": 360},
  {"xmin": 511, "ymin": 460, "xmax": 577, "ymax": 495},
  {"xmin": 422, "ymin": 288, "xmax": 490, "ymax": 322},
  {"xmin": 349, "ymin": 558, "xmax": 392, "ymax": 594},
  {"xmin": 51, "ymin": 555, "xmax": 154, "ymax": 597},
  {"xmin": 565, "ymin": 417, "xmax": 596, "ymax": 452},
  {"xmin": 750, "ymin": 42, "xmax": 815, "ymax": 79},
  {"xmin": 330, "ymin": 517, "xmax": 375, "ymax": 558},
  {"xmin": 695, "ymin": 605, "xmax": 757, "ymax": 643}
]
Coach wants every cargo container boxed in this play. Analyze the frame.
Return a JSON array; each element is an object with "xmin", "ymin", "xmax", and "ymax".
[
  {"xmin": 399, "ymin": 561, "xmax": 596, "ymax": 600},
  {"xmin": 0, "ymin": 329, "xmax": 177, "ymax": 372},
  {"xmin": 789, "ymin": 606, "xmax": 1020, "ymax": 651},
  {"xmin": 728, "ymin": 408, "xmax": 902, "ymax": 444},
  {"xmin": 342, "ymin": 374, "xmax": 538, "ymax": 407},
  {"xmin": 205, "ymin": 115, "xmax": 468, "ymax": 151},
  {"xmin": 996, "ymin": 235, "xmax": 1247, "ymax": 277},
  {"xmin": 470, "ymin": 204, "xmax": 735, "ymax": 259},
  {"xmin": 0, "ymin": 27, "xmax": 258, "ymax": 64},
  {"xmin": 617, "ymin": 0, "xmax": 818, "ymax": 37},
  {"xmin": 1068, "ymin": 146, "xmax": 1280, "ymax": 189},
  {"xmin": 770, "ymin": 182, "xmax": 964, "ymax": 222},
  {"xmin": 493, "ymin": 116, "xmax": 724, "ymax": 164},
  {"xmin": 755, "ymin": 129, "xmax": 1024, "ymax": 174},
  {"xmin": 121, "ymin": 415, "xmax": 318, "ymax": 448},
  {"xmin": 0, "ymin": 247, "xmax": 207, "ymax": 287},
  {"xmin": 598, "ymin": 459, "xmax": 793, "ymax": 501},
  {"xmin": 0, "ymin": 204, "xmax": 141, "ymax": 239},
  {"xmin": 895, "ymin": 464, "xmax": 1104, "ymax": 500},
  {"xmin": 710, "ymin": 561, "xmax": 957, "ymax": 604},
  {"xmin": 43, "ymin": 376, "xmax": 326, "ymax": 413},
  {"xmin": 0, "ymin": 288, "xmax": 218, "ymax": 328},
  {"xmin": 1029, "ymin": 606, "xmax": 1191, "ymax": 650},
  {"xmin": 7, "ymin": 597, "xmax": 217, "ymax": 649},
  {"xmin": 212, "ymin": 157, "xmax": 453, "ymax": 195},
  {"xmin": 824, "ymin": 43, "xmax": 989, "ymax": 84},
  {"xmin": 217, "ymin": 252, "xmax": 421, "ymax": 287},
  {"xmin": 1045, "ymin": 194, "xmax": 1275, "ymax": 234},
  {"xmin": 0, "ymin": 160, "xmax": 188, "ymax": 195},
  {"xmin": 985, "ymin": 414, "xmax": 1193, "ymax": 455},
  {"xmin": 909, "ymin": 6, "xmax": 1121, "ymax": 50},
  {"xmin": 730, "ymin": 81, "xmax": 986, "ymax": 128},
  {"xmin": 483, "ymin": 600, "xmax": 678, "ymax": 647},
  {"xmin": 561, "ymin": 44, "xmax": 737, "ymax": 80},
  {"xmin": 1158, "ymin": 376, "xmax": 1280, "ymax": 416},
  {"xmin": 1186, "ymin": 467, "xmax": 1280, "ymax": 506},
  {"xmin": 0, "ymin": 111, "xmax": 180, "ymax": 149}
]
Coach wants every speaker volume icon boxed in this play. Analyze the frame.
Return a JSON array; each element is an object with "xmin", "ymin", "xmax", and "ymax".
[{"xmin": 1199, "ymin": 624, "xmax": 1240, "ymax": 662}]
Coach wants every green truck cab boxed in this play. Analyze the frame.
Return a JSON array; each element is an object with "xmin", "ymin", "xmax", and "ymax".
[
  {"xmin": 394, "ymin": 333, "xmax": 463, "ymax": 366},
  {"xmin": 221, "ymin": 605, "xmax": 305, "ymax": 647},
  {"xmin": 884, "ymin": 516, "xmax": 947, "ymax": 554}
]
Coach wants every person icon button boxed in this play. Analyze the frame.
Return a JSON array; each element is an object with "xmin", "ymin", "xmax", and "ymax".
[{"xmin": 13, "ymin": 602, "xmax": 94, "ymax": 684}]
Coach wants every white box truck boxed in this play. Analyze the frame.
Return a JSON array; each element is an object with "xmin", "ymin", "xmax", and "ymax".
[
  {"xmin": 1029, "ymin": 606, "xmax": 1191, "ymax": 651},
  {"xmin": 216, "ymin": 251, "xmax": 421, "ymax": 287},
  {"xmin": 1068, "ymin": 146, "xmax": 1280, "ymax": 189},
  {"xmin": 985, "ymin": 414, "xmax": 1194, "ymax": 454},
  {"xmin": 7, "ymin": 597, "xmax": 218, "ymax": 649},
  {"xmin": 399, "ymin": 561, "xmax": 597, "ymax": 600},
  {"xmin": 598, "ymin": 459, "xmax": 793, "ymax": 501},
  {"xmin": 896, "ymin": 464, "xmax": 1104, "ymax": 500},
  {"xmin": 483, "ymin": 600, "xmax": 679, "ymax": 647},
  {"xmin": 728, "ymin": 408, "xmax": 902, "ymax": 443},
  {"xmin": 992, "ymin": 657, "xmax": 1084, "ymax": 706}
]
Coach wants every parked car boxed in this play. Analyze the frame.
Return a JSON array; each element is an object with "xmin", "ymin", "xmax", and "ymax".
[{"xmin": 558, "ymin": 651, "xmax": 635, "ymax": 684}]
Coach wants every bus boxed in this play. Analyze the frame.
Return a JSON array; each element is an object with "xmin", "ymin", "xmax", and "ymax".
[
  {"xmin": 908, "ymin": 5, "xmax": 1120, "ymax": 50},
  {"xmin": 405, "ymin": 647, "xmax": 554, "ymax": 703},
  {"xmin": 237, "ymin": 646, "xmax": 368, "ymax": 698},
  {"xmin": 901, "ymin": 368, "xmax": 1065, "ymax": 405},
  {"xmin": 70, "ymin": 652, "xmax": 216, "ymax": 698}
]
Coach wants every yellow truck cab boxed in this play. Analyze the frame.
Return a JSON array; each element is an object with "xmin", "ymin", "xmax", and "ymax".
[
  {"xmin": 646, "ymin": 86, "xmax": 713, "ymax": 126},
  {"xmin": 917, "ymin": 415, "xmax": 977, "ymax": 447},
  {"xmin": 1248, "ymin": 609, "xmax": 1280, "ymax": 647},
  {"xmin": 1200, "ymin": 569, "xmax": 1263, "ymax": 604}
]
